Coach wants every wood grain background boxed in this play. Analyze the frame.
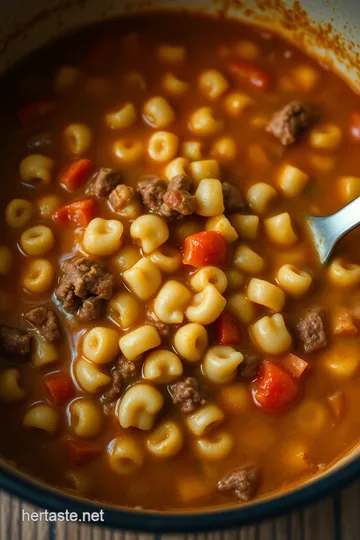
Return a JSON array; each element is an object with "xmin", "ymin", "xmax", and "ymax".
[{"xmin": 1, "ymin": 481, "xmax": 360, "ymax": 540}]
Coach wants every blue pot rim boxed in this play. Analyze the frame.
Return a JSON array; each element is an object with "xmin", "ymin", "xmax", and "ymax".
[{"xmin": 0, "ymin": 455, "xmax": 359, "ymax": 532}]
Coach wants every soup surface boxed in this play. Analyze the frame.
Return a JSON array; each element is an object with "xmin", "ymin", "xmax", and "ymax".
[{"xmin": 1, "ymin": 11, "xmax": 360, "ymax": 511}]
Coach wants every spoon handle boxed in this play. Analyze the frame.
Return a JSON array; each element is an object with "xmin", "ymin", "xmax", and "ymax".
[{"xmin": 307, "ymin": 196, "xmax": 360, "ymax": 264}]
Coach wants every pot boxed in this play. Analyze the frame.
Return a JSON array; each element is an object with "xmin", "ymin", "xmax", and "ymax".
[{"xmin": 1, "ymin": 0, "xmax": 360, "ymax": 532}]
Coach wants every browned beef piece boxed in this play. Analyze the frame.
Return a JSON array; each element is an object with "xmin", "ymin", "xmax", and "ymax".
[
  {"xmin": 163, "ymin": 189, "xmax": 195, "ymax": 216},
  {"xmin": 100, "ymin": 356, "xmax": 139, "ymax": 413},
  {"xmin": 25, "ymin": 307, "xmax": 60, "ymax": 342},
  {"xmin": 170, "ymin": 377, "xmax": 206, "ymax": 414},
  {"xmin": 27, "ymin": 131, "xmax": 53, "ymax": 152},
  {"xmin": 266, "ymin": 101, "xmax": 314, "ymax": 145},
  {"xmin": 0, "ymin": 326, "xmax": 31, "ymax": 360},
  {"xmin": 152, "ymin": 320, "xmax": 171, "ymax": 339},
  {"xmin": 87, "ymin": 168, "xmax": 123, "ymax": 198},
  {"xmin": 168, "ymin": 174, "xmax": 192, "ymax": 192},
  {"xmin": 222, "ymin": 182, "xmax": 247, "ymax": 213},
  {"xmin": 109, "ymin": 184, "xmax": 136, "ymax": 211},
  {"xmin": 296, "ymin": 307, "xmax": 327, "ymax": 353},
  {"xmin": 218, "ymin": 466, "xmax": 259, "ymax": 502},
  {"xmin": 238, "ymin": 351, "xmax": 260, "ymax": 381},
  {"xmin": 55, "ymin": 257, "xmax": 114, "ymax": 322},
  {"xmin": 138, "ymin": 175, "xmax": 168, "ymax": 215},
  {"xmin": 138, "ymin": 174, "xmax": 195, "ymax": 218}
]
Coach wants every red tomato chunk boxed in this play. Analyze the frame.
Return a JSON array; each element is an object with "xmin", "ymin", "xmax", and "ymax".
[
  {"xmin": 65, "ymin": 439, "xmax": 103, "ymax": 464},
  {"xmin": 216, "ymin": 312, "xmax": 244, "ymax": 346},
  {"xmin": 60, "ymin": 159, "xmax": 94, "ymax": 191},
  {"xmin": 183, "ymin": 231, "xmax": 228, "ymax": 268},
  {"xmin": 228, "ymin": 61, "xmax": 271, "ymax": 90},
  {"xmin": 17, "ymin": 99, "xmax": 57, "ymax": 129},
  {"xmin": 54, "ymin": 199, "xmax": 95, "ymax": 228},
  {"xmin": 253, "ymin": 362, "xmax": 299, "ymax": 410},
  {"xmin": 44, "ymin": 372, "xmax": 75, "ymax": 406}
]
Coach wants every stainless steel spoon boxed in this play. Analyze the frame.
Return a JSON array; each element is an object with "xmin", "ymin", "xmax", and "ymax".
[{"xmin": 307, "ymin": 196, "xmax": 360, "ymax": 264}]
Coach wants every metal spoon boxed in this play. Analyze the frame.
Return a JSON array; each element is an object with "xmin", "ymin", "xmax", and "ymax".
[{"xmin": 307, "ymin": 196, "xmax": 360, "ymax": 264}]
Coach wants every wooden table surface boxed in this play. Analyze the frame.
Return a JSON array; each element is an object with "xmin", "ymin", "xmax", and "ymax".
[{"xmin": 1, "ymin": 481, "xmax": 360, "ymax": 540}]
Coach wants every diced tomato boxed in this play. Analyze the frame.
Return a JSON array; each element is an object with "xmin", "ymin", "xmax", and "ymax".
[
  {"xmin": 183, "ymin": 231, "xmax": 228, "ymax": 268},
  {"xmin": 216, "ymin": 312, "xmax": 244, "ymax": 346},
  {"xmin": 17, "ymin": 99, "xmax": 57, "ymax": 129},
  {"xmin": 64, "ymin": 439, "xmax": 103, "ymax": 465},
  {"xmin": 327, "ymin": 391, "xmax": 345, "ymax": 421},
  {"xmin": 44, "ymin": 372, "xmax": 75, "ymax": 406},
  {"xmin": 279, "ymin": 353, "xmax": 308, "ymax": 379},
  {"xmin": 253, "ymin": 362, "xmax": 299, "ymax": 410},
  {"xmin": 54, "ymin": 199, "xmax": 95, "ymax": 228},
  {"xmin": 349, "ymin": 112, "xmax": 360, "ymax": 140},
  {"xmin": 60, "ymin": 159, "xmax": 94, "ymax": 191},
  {"xmin": 228, "ymin": 61, "xmax": 271, "ymax": 90}
]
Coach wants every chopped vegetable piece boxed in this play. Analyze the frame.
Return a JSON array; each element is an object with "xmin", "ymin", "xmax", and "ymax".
[
  {"xmin": 228, "ymin": 61, "xmax": 271, "ymax": 90},
  {"xmin": 17, "ymin": 99, "xmax": 57, "ymax": 129},
  {"xmin": 216, "ymin": 312, "xmax": 244, "ymax": 346},
  {"xmin": 332, "ymin": 307, "xmax": 358, "ymax": 336},
  {"xmin": 44, "ymin": 372, "xmax": 75, "ymax": 406},
  {"xmin": 280, "ymin": 353, "xmax": 308, "ymax": 379},
  {"xmin": 60, "ymin": 159, "xmax": 94, "ymax": 191},
  {"xmin": 253, "ymin": 362, "xmax": 299, "ymax": 410},
  {"xmin": 349, "ymin": 112, "xmax": 360, "ymax": 140},
  {"xmin": 183, "ymin": 231, "xmax": 228, "ymax": 268},
  {"xmin": 54, "ymin": 199, "xmax": 96, "ymax": 228},
  {"xmin": 64, "ymin": 439, "xmax": 102, "ymax": 464},
  {"xmin": 327, "ymin": 391, "xmax": 345, "ymax": 421}
]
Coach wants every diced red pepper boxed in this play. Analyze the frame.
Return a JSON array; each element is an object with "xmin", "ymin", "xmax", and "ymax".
[
  {"xmin": 228, "ymin": 61, "xmax": 271, "ymax": 90},
  {"xmin": 216, "ymin": 312, "xmax": 244, "ymax": 346},
  {"xmin": 17, "ymin": 99, "xmax": 57, "ymax": 129},
  {"xmin": 64, "ymin": 439, "xmax": 103, "ymax": 465},
  {"xmin": 60, "ymin": 159, "xmax": 94, "ymax": 191},
  {"xmin": 279, "ymin": 353, "xmax": 308, "ymax": 379},
  {"xmin": 54, "ymin": 199, "xmax": 95, "ymax": 228},
  {"xmin": 44, "ymin": 372, "xmax": 75, "ymax": 406},
  {"xmin": 253, "ymin": 362, "xmax": 299, "ymax": 410},
  {"xmin": 183, "ymin": 231, "xmax": 228, "ymax": 268},
  {"xmin": 349, "ymin": 112, "xmax": 360, "ymax": 140}
]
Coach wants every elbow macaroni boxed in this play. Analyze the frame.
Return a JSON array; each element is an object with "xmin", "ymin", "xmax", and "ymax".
[
  {"xmin": 143, "ymin": 349, "xmax": 183, "ymax": 383},
  {"xmin": 20, "ymin": 226, "xmax": 55, "ymax": 256},
  {"xmin": 5, "ymin": 199, "xmax": 33, "ymax": 228},
  {"xmin": 205, "ymin": 214, "xmax": 238, "ymax": 243},
  {"xmin": 118, "ymin": 384, "xmax": 164, "ymax": 430},
  {"xmin": 203, "ymin": 346, "xmax": 243, "ymax": 384},
  {"xmin": 247, "ymin": 278, "xmax": 286, "ymax": 312},
  {"xmin": 174, "ymin": 323, "xmax": 208, "ymax": 363},
  {"xmin": 246, "ymin": 182, "xmax": 277, "ymax": 214},
  {"xmin": 23, "ymin": 259, "xmax": 54, "ymax": 293},
  {"xmin": 108, "ymin": 436, "xmax": 144, "ymax": 475},
  {"xmin": 189, "ymin": 266, "xmax": 227, "ymax": 294},
  {"xmin": 130, "ymin": 215, "xmax": 169, "ymax": 253},
  {"xmin": 154, "ymin": 280, "xmax": 192, "ymax": 324},
  {"xmin": 143, "ymin": 96, "xmax": 175, "ymax": 129},
  {"xmin": 82, "ymin": 327, "xmax": 119, "ymax": 364},
  {"xmin": 109, "ymin": 291, "xmax": 142, "ymax": 329},
  {"xmin": 147, "ymin": 131, "xmax": 179, "ymax": 162},
  {"xmin": 234, "ymin": 245, "xmax": 265, "ymax": 274},
  {"xmin": 328, "ymin": 258, "xmax": 360, "ymax": 287},
  {"xmin": 194, "ymin": 431, "xmax": 233, "ymax": 461},
  {"xmin": 20, "ymin": 154, "xmax": 54, "ymax": 185},
  {"xmin": 277, "ymin": 264, "xmax": 312, "ymax": 296},
  {"xmin": 123, "ymin": 258, "xmax": 162, "ymax": 301},
  {"xmin": 75, "ymin": 358, "xmax": 111, "ymax": 393},
  {"xmin": 251, "ymin": 313, "xmax": 292, "ymax": 355},
  {"xmin": 70, "ymin": 399, "xmax": 104, "ymax": 438},
  {"xmin": 105, "ymin": 102, "xmax": 137, "ymax": 130},
  {"xmin": 146, "ymin": 420, "xmax": 184, "ymax": 457},
  {"xmin": 119, "ymin": 325, "xmax": 161, "ymax": 361},
  {"xmin": 83, "ymin": 218, "xmax": 123, "ymax": 256},
  {"xmin": 148, "ymin": 246, "xmax": 181, "ymax": 274},
  {"xmin": 185, "ymin": 284, "xmax": 226, "ymax": 325},
  {"xmin": 189, "ymin": 107, "xmax": 224, "ymax": 137},
  {"xmin": 230, "ymin": 214, "xmax": 259, "ymax": 240},
  {"xmin": 186, "ymin": 404, "xmax": 224, "ymax": 436},
  {"xmin": 23, "ymin": 403, "xmax": 58, "ymax": 433},
  {"xmin": 198, "ymin": 69, "xmax": 229, "ymax": 100},
  {"xmin": 264, "ymin": 213, "xmax": 298, "ymax": 246},
  {"xmin": 195, "ymin": 178, "xmax": 224, "ymax": 217},
  {"xmin": 0, "ymin": 368, "xmax": 26, "ymax": 403},
  {"xmin": 64, "ymin": 123, "xmax": 93, "ymax": 155}
]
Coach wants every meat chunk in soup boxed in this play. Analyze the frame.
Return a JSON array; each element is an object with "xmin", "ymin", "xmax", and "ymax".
[
  {"xmin": 218, "ymin": 466, "xmax": 259, "ymax": 502},
  {"xmin": 238, "ymin": 351, "xmax": 261, "ymax": 381},
  {"xmin": 109, "ymin": 184, "xmax": 136, "ymax": 211},
  {"xmin": 100, "ymin": 356, "xmax": 139, "ymax": 414},
  {"xmin": 138, "ymin": 174, "xmax": 195, "ymax": 219},
  {"xmin": 87, "ymin": 168, "xmax": 123, "ymax": 198},
  {"xmin": 296, "ymin": 307, "xmax": 327, "ymax": 353},
  {"xmin": 266, "ymin": 100, "xmax": 314, "ymax": 145},
  {"xmin": 170, "ymin": 377, "xmax": 206, "ymax": 414},
  {"xmin": 55, "ymin": 257, "xmax": 114, "ymax": 321},
  {"xmin": 222, "ymin": 182, "xmax": 247, "ymax": 213},
  {"xmin": 25, "ymin": 306, "xmax": 61, "ymax": 342},
  {"xmin": 0, "ymin": 326, "xmax": 32, "ymax": 361}
]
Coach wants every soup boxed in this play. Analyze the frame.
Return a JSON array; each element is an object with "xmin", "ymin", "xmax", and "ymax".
[{"xmin": 1, "ymin": 11, "xmax": 360, "ymax": 511}]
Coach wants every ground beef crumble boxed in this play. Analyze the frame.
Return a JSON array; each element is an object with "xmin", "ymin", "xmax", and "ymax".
[
  {"xmin": 0, "ymin": 326, "xmax": 32, "ymax": 360},
  {"xmin": 24, "ymin": 306, "xmax": 61, "ymax": 342},
  {"xmin": 218, "ymin": 466, "xmax": 259, "ymax": 502},
  {"xmin": 170, "ymin": 377, "xmax": 206, "ymax": 414},
  {"xmin": 266, "ymin": 100, "xmax": 314, "ymax": 145},
  {"xmin": 55, "ymin": 257, "xmax": 114, "ymax": 322}
]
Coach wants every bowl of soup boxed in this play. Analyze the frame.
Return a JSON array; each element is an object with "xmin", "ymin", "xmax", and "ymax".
[{"xmin": 1, "ymin": 0, "xmax": 360, "ymax": 532}]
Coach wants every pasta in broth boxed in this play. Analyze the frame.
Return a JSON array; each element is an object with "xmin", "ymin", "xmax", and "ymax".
[{"xmin": 1, "ymin": 11, "xmax": 360, "ymax": 511}]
